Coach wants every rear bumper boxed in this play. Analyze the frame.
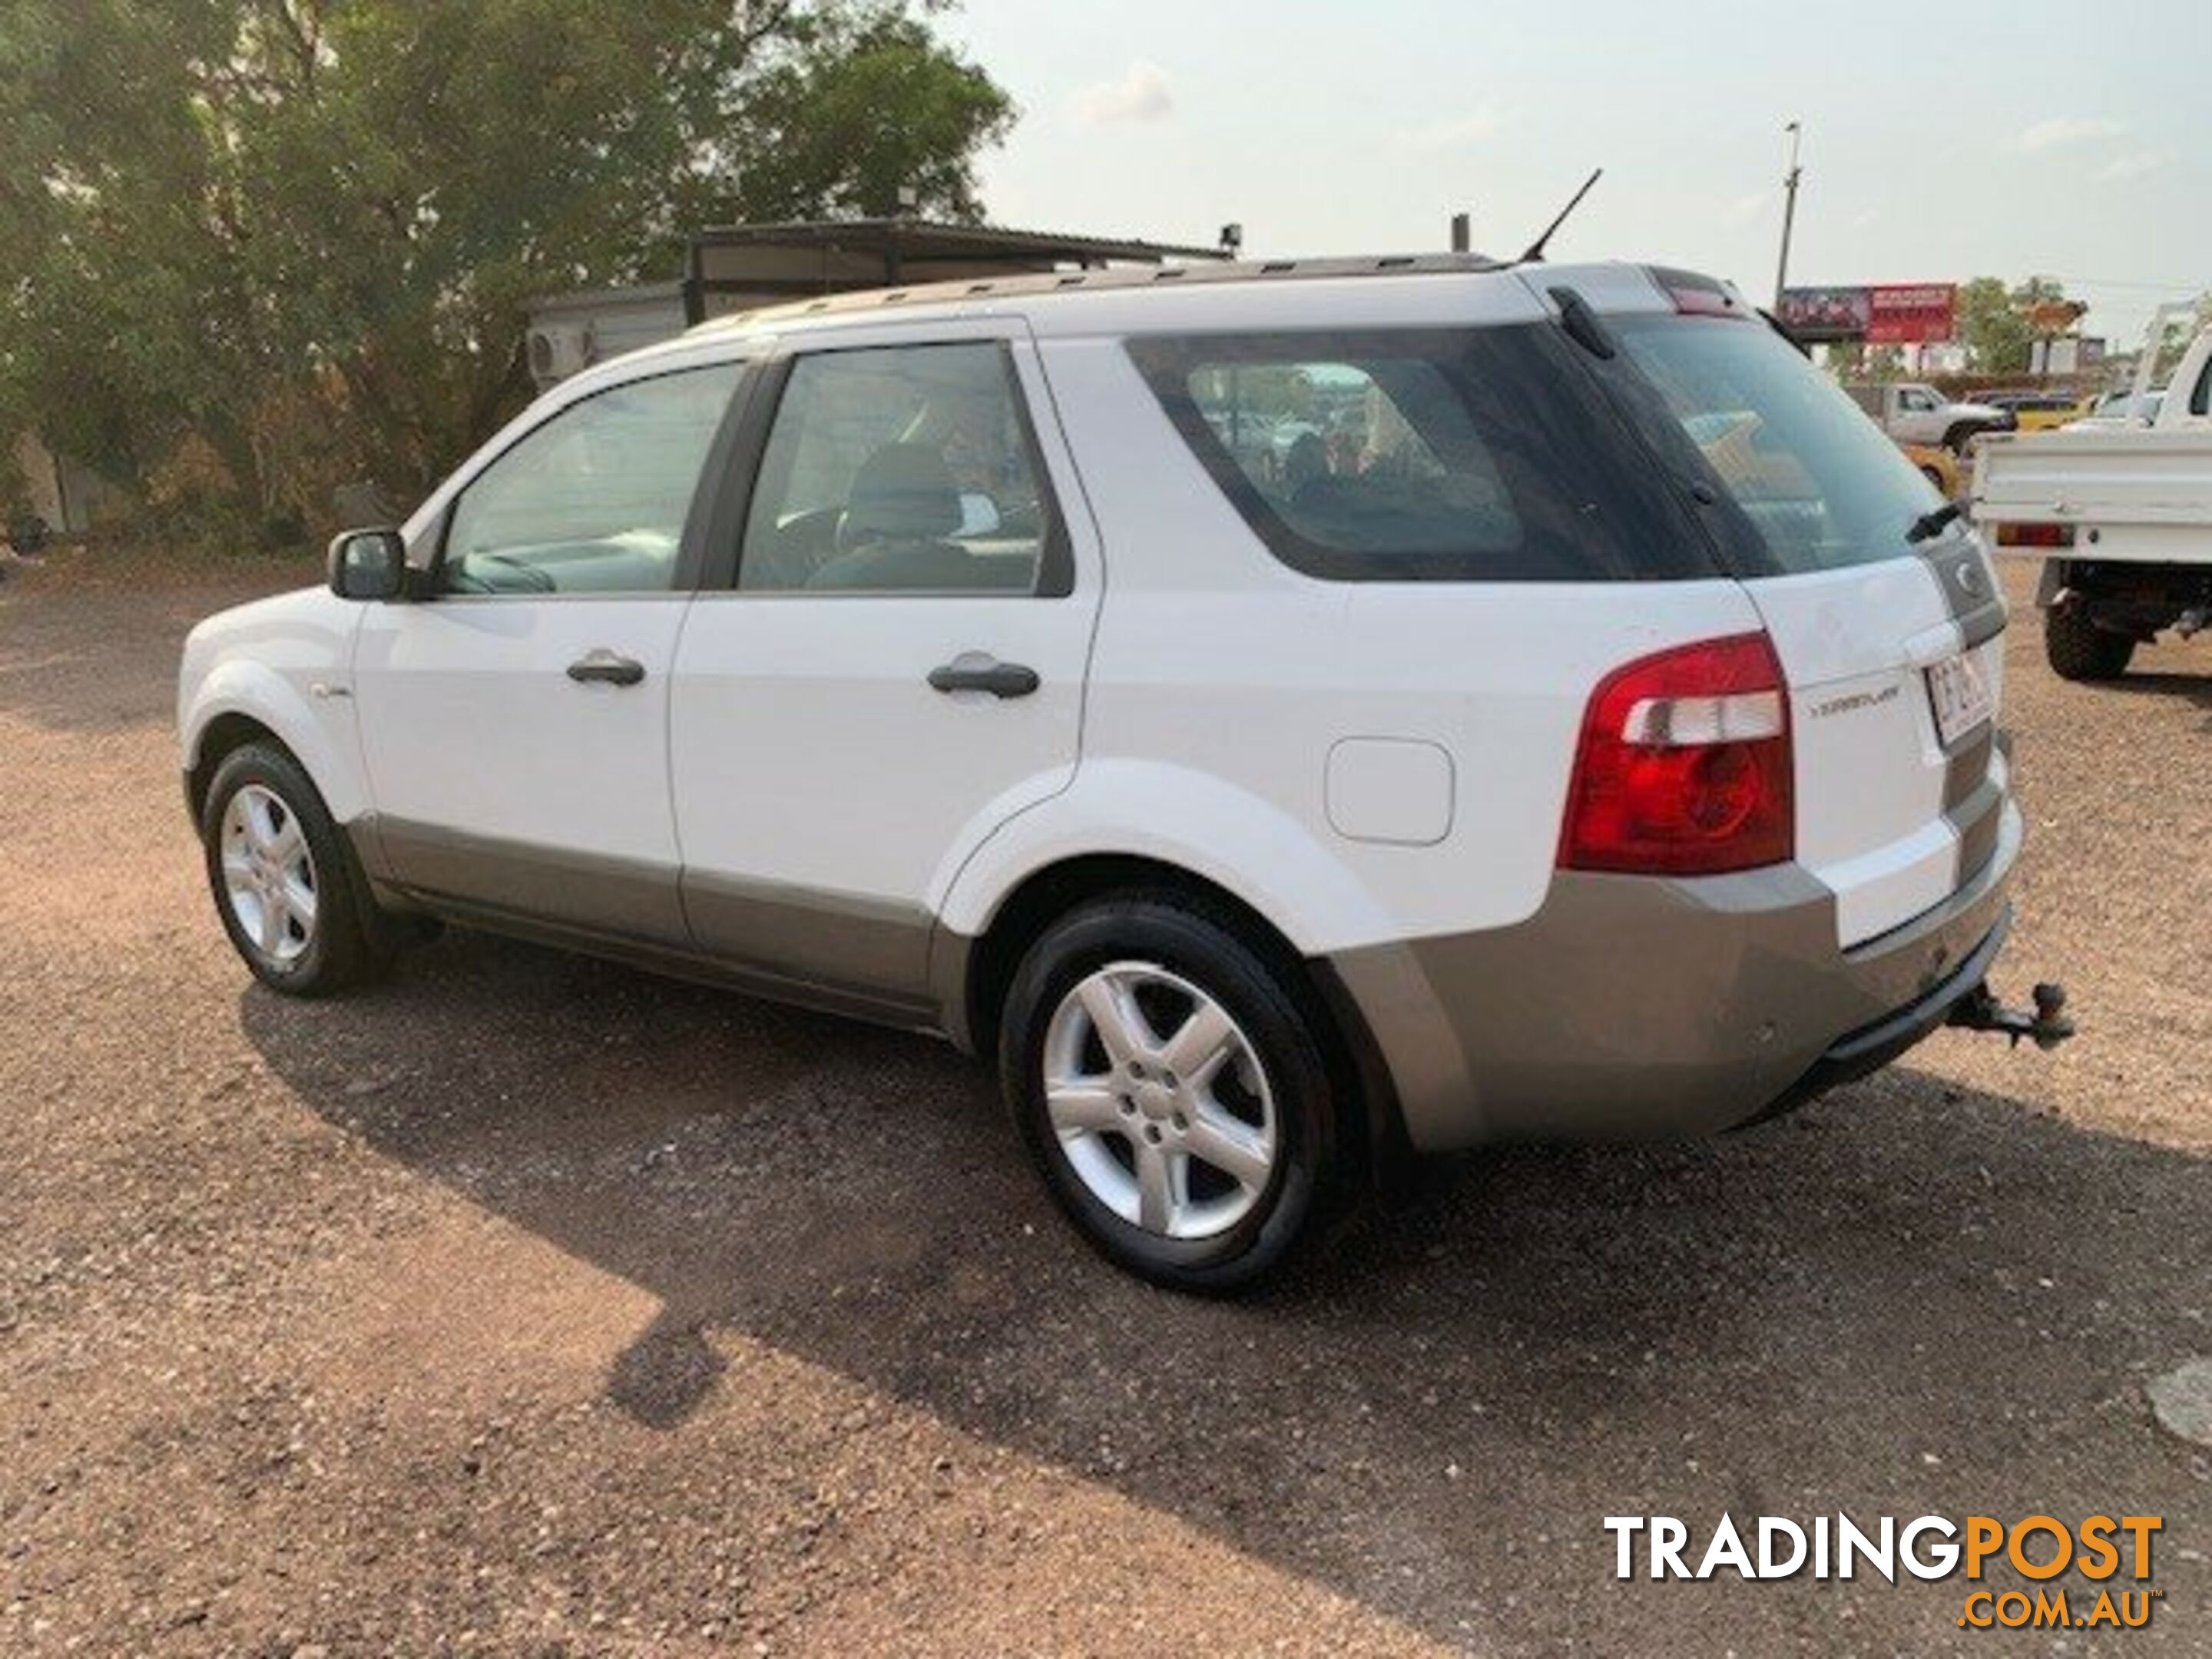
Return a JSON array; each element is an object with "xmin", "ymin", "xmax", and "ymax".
[{"xmin": 1328, "ymin": 798, "xmax": 2022, "ymax": 1151}]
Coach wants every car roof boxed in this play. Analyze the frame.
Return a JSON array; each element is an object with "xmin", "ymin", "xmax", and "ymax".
[
  {"xmin": 678, "ymin": 254, "xmax": 1684, "ymax": 346},
  {"xmin": 548, "ymin": 257, "xmax": 1700, "ymax": 402}
]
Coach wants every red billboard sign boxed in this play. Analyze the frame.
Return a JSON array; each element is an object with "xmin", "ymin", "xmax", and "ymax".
[
  {"xmin": 1778, "ymin": 283, "xmax": 1957, "ymax": 344},
  {"xmin": 1864, "ymin": 284, "xmax": 1956, "ymax": 345}
]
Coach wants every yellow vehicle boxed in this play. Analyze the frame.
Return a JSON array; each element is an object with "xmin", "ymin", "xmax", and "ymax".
[
  {"xmin": 1982, "ymin": 391, "xmax": 2094, "ymax": 434},
  {"xmin": 1901, "ymin": 442, "xmax": 1960, "ymax": 498}
]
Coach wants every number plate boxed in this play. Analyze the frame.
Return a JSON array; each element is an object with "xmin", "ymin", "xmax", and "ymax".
[{"xmin": 1926, "ymin": 651, "xmax": 1995, "ymax": 747}]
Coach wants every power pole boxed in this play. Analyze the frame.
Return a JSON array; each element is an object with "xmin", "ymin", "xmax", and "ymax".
[{"xmin": 1773, "ymin": 121, "xmax": 1803, "ymax": 309}]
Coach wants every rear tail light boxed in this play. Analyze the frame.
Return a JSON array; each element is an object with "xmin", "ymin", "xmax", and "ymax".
[
  {"xmin": 1559, "ymin": 633, "xmax": 1793, "ymax": 875},
  {"xmin": 1992, "ymin": 522, "xmax": 2075, "ymax": 549}
]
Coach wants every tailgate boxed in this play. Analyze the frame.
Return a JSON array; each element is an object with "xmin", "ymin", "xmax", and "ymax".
[
  {"xmin": 1975, "ymin": 429, "xmax": 2212, "ymax": 538},
  {"xmin": 1578, "ymin": 291, "xmax": 2011, "ymax": 947},
  {"xmin": 1737, "ymin": 538, "xmax": 2007, "ymax": 945}
]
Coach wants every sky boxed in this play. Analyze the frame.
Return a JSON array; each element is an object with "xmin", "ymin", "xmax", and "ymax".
[{"xmin": 939, "ymin": 0, "xmax": 2210, "ymax": 346}]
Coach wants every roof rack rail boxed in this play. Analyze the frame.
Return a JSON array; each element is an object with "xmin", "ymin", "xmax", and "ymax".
[{"xmin": 699, "ymin": 250, "xmax": 1508, "ymax": 333}]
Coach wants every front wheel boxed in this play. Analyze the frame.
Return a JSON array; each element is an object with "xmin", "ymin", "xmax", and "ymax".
[
  {"xmin": 998, "ymin": 892, "xmax": 1347, "ymax": 1293},
  {"xmin": 201, "ymin": 742, "xmax": 390, "ymax": 995}
]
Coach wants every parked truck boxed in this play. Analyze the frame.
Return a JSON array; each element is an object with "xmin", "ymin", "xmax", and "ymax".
[
  {"xmin": 1972, "ymin": 316, "xmax": 2212, "ymax": 680},
  {"xmin": 1846, "ymin": 382, "xmax": 2014, "ymax": 452}
]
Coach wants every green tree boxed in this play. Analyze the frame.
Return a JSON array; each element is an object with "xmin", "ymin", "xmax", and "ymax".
[
  {"xmin": 1955, "ymin": 276, "xmax": 2027, "ymax": 374},
  {"xmin": 1954, "ymin": 274, "xmax": 2076, "ymax": 375},
  {"xmin": 1861, "ymin": 345, "xmax": 1906, "ymax": 382},
  {"xmin": 0, "ymin": 0, "xmax": 1014, "ymax": 540}
]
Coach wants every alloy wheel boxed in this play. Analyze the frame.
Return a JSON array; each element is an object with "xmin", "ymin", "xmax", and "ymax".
[
  {"xmin": 1041, "ymin": 961, "xmax": 1278, "ymax": 1240},
  {"xmin": 219, "ymin": 783, "xmax": 320, "ymax": 965}
]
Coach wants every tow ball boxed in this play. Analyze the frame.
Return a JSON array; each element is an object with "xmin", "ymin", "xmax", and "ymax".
[{"xmin": 1946, "ymin": 981, "xmax": 2076, "ymax": 1051}]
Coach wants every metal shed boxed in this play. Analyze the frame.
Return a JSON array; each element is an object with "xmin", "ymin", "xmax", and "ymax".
[
  {"xmin": 680, "ymin": 218, "xmax": 1230, "ymax": 325},
  {"xmin": 526, "ymin": 218, "xmax": 1229, "ymax": 389}
]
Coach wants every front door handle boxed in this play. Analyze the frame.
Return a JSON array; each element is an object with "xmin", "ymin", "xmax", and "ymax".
[
  {"xmin": 567, "ymin": 650, "xmax": 646, "ymax": 687},
  {"xmin": 928, "ymin": 654, "xmax": 1039, "ymax": 699}
]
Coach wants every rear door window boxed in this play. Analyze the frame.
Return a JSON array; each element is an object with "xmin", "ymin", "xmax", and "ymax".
[
  {"xmin": 735, "ymin": 342, "xmax": 1068, "ymax": 596},
  {"xmin": 1128, "ymin": 327, "xmax": 1717, "ymax": 582}
]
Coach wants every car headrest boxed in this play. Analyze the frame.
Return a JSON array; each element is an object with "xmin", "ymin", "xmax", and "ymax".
[{"xmin": 839, "ymin": 443, "xmax": 962, "ymax": 553}]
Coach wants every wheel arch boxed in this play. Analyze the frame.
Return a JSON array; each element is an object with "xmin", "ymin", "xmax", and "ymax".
[
  {"xmin": 949, "ymin": 851, "xmax": 1409, "ymax": 1187},
  {"xmin": 185, "ymin": 710, "xmax": 284, "ymax": 823},
  {"xmin": 180, "ymin": 662, "xmax": 366, "ymax": 827}
]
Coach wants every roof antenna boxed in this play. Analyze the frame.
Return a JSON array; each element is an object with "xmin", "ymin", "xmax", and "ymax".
[{"xmin": 1519, "ymin": 167, "xmax": 1603, "ymax": 263}]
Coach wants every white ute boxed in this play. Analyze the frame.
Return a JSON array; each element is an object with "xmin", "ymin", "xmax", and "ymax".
[
  {"xmin": 1973, "ymin": 314, "xmax": 2212, "ymax": 680},
  {"xmin": 179, "ymin": 255, "xmax": 2071, "ymax": 1289}
]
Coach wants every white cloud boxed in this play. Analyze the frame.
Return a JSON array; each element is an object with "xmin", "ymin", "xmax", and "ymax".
[
  {"xmin": 1392, "ymin": 108, "xmax": 1506, "ymax": 151},
  {"xmin": 1852, "ymin": 207, "xmax": 1883, "ymax": 229},
  {"xmin": 1075, "ymin": 61, "xmax": 1174, "ymax": 126},
  {"xmin": 2096, "ymin": 148, "xmax": 2177, "ymax": 182},
  {"xmin": 2005, "ymin": 115, "xmax": 2125, "ymax": 153},
  {"xmin": 1722, "ymin": 190, "xmax": 1768, "ymax": 225}
]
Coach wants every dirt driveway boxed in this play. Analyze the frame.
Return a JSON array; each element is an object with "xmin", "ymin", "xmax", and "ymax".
[{"xmin": 1, "ymin": 555, "xmax": 2207, "ymax": 1655}]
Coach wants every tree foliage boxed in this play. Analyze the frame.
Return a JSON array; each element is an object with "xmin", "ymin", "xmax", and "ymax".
[
  {"xmin": 1954, "ymin": 274, "xmax": 2073, "ymax": 376},
  {"xmin": 0, "ymin": 1, "xmax": 1013, "ymax": 539}
]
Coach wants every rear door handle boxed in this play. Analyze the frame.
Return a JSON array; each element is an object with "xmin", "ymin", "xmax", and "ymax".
[
  {"xmin": 927, "ymin": 654, "xmax": 1039, "ymax": 699},
  {"xmin": 567, "ymin": 650, "xmax": 646, "ymax": 687}
]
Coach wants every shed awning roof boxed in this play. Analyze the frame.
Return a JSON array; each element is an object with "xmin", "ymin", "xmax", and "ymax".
[{"xmin": 688, "ymin": 217, "xmax": 1229, "ymax": 269}]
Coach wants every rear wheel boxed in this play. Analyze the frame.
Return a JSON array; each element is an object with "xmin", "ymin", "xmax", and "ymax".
[
  {"xmin": 201, "ymin": 742, "xmax": 390, "ymax": 995},
  {"xmin": 999, "ymin": 892, "xmax": 1346, "ymax": 1292},
  {"xmin": 2044, "ymin": 605, "xmax": 2137, "ymax": 682}
]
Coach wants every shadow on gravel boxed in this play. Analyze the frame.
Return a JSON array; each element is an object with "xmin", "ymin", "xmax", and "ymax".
[
  {"xmin": 2098, "ymin": 669, "xmax": 2212, "ymax": 734},
  {"xmin": 240, "ymin": 927, "xmax": 2212, "ymax": 1641}
]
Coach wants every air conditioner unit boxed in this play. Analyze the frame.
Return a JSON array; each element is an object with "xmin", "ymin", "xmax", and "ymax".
[{"xmin": 527, "ymin": 323, "xmax": 593, "ymax": 388}]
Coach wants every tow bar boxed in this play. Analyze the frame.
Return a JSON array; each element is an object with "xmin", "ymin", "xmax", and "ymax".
[{"xmin": 1946, "ymin": 980, "xmax": 2076, "ymax": 1051}]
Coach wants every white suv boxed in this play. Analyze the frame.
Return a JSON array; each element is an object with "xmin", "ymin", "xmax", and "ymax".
[{"xmin": 180, "ymin": 257, "xmax": 2035, "ymax": 1290}]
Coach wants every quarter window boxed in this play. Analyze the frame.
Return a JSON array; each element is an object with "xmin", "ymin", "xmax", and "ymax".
[
  {"xmin": 1129, "ymin": 327, "xmax": 1713, "ymax": 581},
  {"xmin": 737, "ymin": 343, "xmax": 1066, "ymax": 595},
  {"xmin": 439, "ymin": 363, "xmax": 742, "ymax": 594}
]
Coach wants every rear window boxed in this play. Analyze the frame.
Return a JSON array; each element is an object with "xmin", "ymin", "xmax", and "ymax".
[
  {"xmin": 1127, "ymin": 327, "xmax": 1717, "ymax": 582},
  {"xmin": 1604, "ymin": 315, "xmax": 1944, "ymax": 575}
]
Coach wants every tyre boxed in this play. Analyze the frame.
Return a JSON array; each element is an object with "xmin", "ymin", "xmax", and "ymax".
[
  {"xmin": 1919, "ymin": 465, "xmax": 1948, "ymax": 492},
  {"xmin": 1942, "ymin": 422, "xmax": 1987, "ymax": 455},
  {"xmin": 200, "ymin": 741, "xmax": 391, "ymax": 995},
  {"xmin": 2043, "ymin": 606, "xmax": 2136, "ymax": 682},
  {"xmin": 998, "ymin": 891, "xmax": 1347, "ymax": 1293}
]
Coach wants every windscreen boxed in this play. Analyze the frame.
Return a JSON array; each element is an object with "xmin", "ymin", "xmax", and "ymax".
[{"xmin": 1606, "ymin": 316, "xmax": 1943, "ymax": 575}]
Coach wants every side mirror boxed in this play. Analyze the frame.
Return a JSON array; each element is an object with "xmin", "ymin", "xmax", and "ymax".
[{"xmin": 327, "ymin": 528, "xmax": 408, "ymax": 601}]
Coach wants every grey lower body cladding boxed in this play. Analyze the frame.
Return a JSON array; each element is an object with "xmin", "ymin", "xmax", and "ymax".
[{"xmin": 1329, "ymin": 800, "xmax": 2023, "ymax": 1151}]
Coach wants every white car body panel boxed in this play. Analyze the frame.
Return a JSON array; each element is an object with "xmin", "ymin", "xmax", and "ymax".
[
  {"xmin": 178, "ymin": 587, "xmax": 370, "ymax": 822},
  {"xmin": 1729, "ymin": 553, "xmax": 1978, "ymax": 945},
  {"xmin": 350, "ymin": 597, "xmax": 690, "ymax": 900},
  {"xmin": 1974, "ymin": 426, "xmax": 2212, "ymax": 568},
  {"xmin": 667, "ymin": 323, "xmax": 1104, "ymax": 995},
  {"xmin": 988, "ymin": 330, "xmax": 1773, "ymax": 949}
]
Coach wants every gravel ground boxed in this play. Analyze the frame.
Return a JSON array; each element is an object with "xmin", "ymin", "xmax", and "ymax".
[{"xmin": 0, "ymin": 552, "xmax": 2206, "ymax": 1656}]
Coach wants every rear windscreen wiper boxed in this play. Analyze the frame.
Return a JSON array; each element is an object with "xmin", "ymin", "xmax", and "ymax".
[{"xmin": 1906, "ymin": 500, "xmax": 1965, "ymax": 545}]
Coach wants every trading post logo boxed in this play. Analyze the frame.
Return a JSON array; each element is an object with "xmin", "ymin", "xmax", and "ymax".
[{"xmin": 1605, "ymin": 1513, "xmax": 2165, "ymax": 1631}]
